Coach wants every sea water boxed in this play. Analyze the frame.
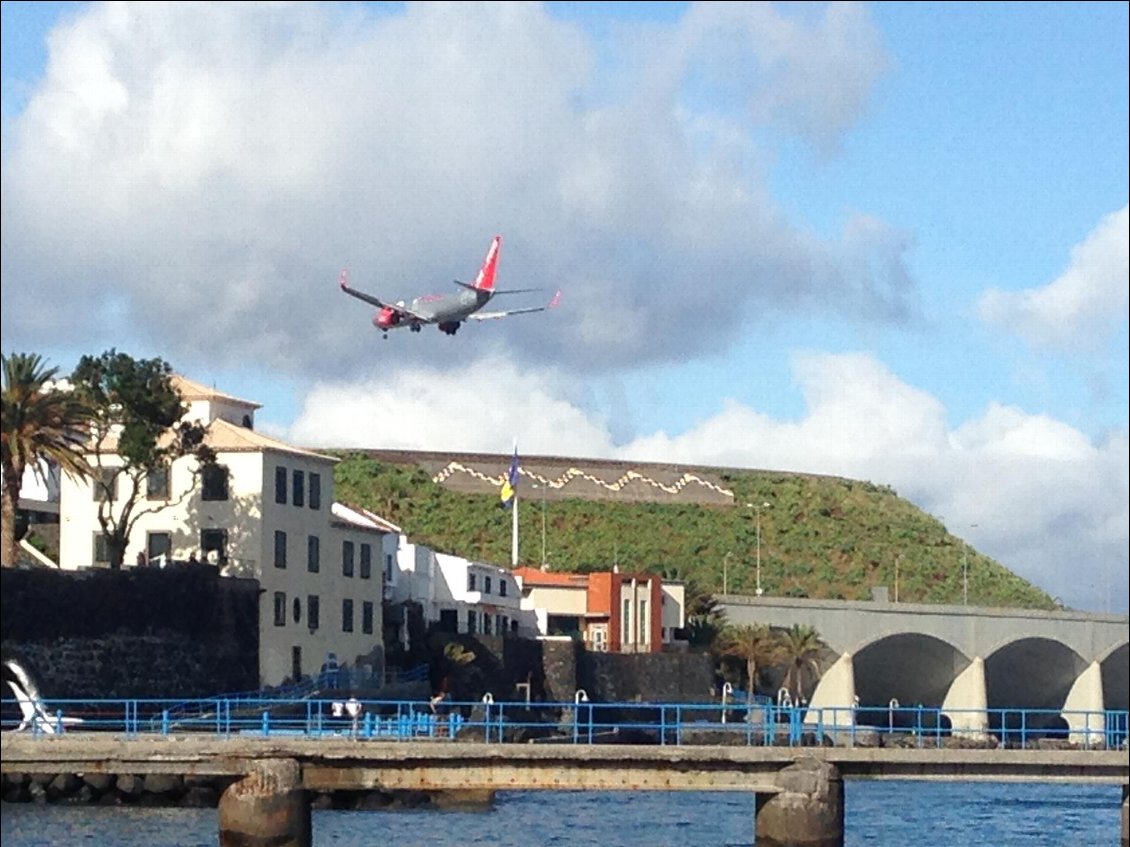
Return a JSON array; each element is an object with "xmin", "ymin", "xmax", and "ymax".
[{"xmin": 0, "ymin": 781, "xmax": 1122, "ymax": 847}]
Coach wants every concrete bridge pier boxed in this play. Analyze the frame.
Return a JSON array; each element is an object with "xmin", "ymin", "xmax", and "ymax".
[
  {"xmin": 219, "ymin": 758, "xmax": 310, "ymax": 847},
  {"xmin": 1121, "ymin": 784, "xmax": 1128, "ymax": 847},
  {"xmin": 755, "ymin": 758, "xmax": 844, "ymax": 847}
]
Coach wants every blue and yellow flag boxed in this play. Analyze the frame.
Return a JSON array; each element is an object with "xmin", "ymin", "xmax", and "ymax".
[{"xmin": 499, "ymin": 448, "xmax": 520, "ymax": 508}]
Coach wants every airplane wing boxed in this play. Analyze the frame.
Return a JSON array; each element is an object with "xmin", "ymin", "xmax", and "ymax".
[
  {"xmin": 466, "ymin": 290, "xmax": 562, "ymax": 321},
  {"xmin": 339, "ymin": 270, "xmax": 431, "ymax": 323}
]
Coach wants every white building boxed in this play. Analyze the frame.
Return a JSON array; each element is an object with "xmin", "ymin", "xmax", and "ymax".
[
  {"xmin": 55, "ymin": 376, "xmax": 386, "ymax": 687},
  {"xmin": 385, "ymin": 539, "xmax": 538, "ymax": 643}
]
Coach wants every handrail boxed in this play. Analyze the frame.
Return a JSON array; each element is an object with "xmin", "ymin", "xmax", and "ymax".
[
  {"xmin": 150, "ymin": 664, "xmax": 428, "ymax": 731},
  {"xmin": 7, "ymin": 697, "xmax": 1126, "ymax": 750}
]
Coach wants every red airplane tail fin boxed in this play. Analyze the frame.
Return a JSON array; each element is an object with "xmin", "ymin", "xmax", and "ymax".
[{"xmin": 472, "ymin": 235, "xmax": 502, "ymax": 291}]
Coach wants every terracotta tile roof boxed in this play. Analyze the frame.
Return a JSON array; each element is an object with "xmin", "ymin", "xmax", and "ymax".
[
  {"xmin": 170, "ymin": 375, "xmax": 261, "ymax": 409},
  {"xmin": 206, "ymin": 418, "xmax": 337, "ymax": 463}
]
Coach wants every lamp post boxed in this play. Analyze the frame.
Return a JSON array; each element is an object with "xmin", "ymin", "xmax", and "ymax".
[
  {"xmin": 532, "ymin": 483, "xmax": 548, "ymax": 567},
  {"xmin": 723, "ymin": 552, "xmax": 733, "ymax": 595},
  {"xmin": 962, "ymin": 524, "xmax": 979, "ymax": 606},
  {"xmin": 895, "ymin": 553, "xmax": 904, "ymax": 603},
  {"xmin": 747, "ymin": 502, "xmax": 771, "ymax": 596}
]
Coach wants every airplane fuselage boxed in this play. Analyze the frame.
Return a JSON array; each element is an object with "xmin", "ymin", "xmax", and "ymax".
[{"xmin": 374, "ymin": 288, "xmax": 493, "ymax": 334}]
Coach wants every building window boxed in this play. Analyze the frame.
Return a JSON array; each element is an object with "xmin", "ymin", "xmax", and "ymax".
[
  {"xmin": 147, "ymin": 532, "xmax": 172, "ymax": 564},
  {"xmin": 274, "ymin": 592, "xmax": 286, "ymax": 626},
  {"xmin": 309, "ymin": 473, "xmax": 321, "ymax": 510},
  {"xmin": 360, "ymin": 544, "xmax": 371, "ymax": 579},
  {"xmin": 93, "ymin": 467, "xmax": 117, "ymax": 502},
  {"xmin": 308, "ymin": 595, "xmax": 320, "ymax": 631},
  {"xmin": 467, "ymin": 573, "xmax": 477, "ymax": 592},
  {"xmin": 307, "ymin": 535, "xmax": 320, "ymax": 573},
  {"xmin": 483, "ymin": 614, "xmax": 492, "ymax": 635},
  {"xmin": 146, "ymin": 466, "xmax": 169, "ymax": 500},
  {"xmin": 342, "ymin": 540, "xmax": 355, "ymax": 577},
  {"xmin": 292, "ymin": 469, "xmax": 305, "ymax": 507},
  {"xmin": 342, "ymin": 599, "xmax": 354, "ymax": 633},
  {"xmin": 201, "ymin": 465, "xmax": 229, "ymax": 501},
  {"xmin": 384, "ymin": 553, "xmax": 394, "ymax": 584},
  {"xmin": 362, "ymin": 601, "xmax": 374, "ymax": 635},
  {"xmin": 292, "ymin": 596, "xmax": 302, "ymax": 624},
  {"xmin": 438, "ymin": 609, "xmax": 458, "ymax": 633},
  {"xmin": 467, "ymin": 610, "xmax": 477, "ymax": 634},
  {"xmin": 498, "ymin": 615, "xmax": 507, "ymax": 635},
  {"xmin": 274, "ymin": 531, "xmax": 287, "ymax": 568},
  {"xmin": 499, "ymin": 579, "xmax": 507, "ymax": 597},
  {"xmin": 93, "ymin": 533, "xmax": 110, "ymax": 565},
  {"xmin": 200, "ymin": 529, "xmax": 228, "ymax": 565},
  {"xmin": 484, "ymin": 576, "xmax": 492, "ymax": 595},
  {"xmin": 275, "ymin": 466, "xmax": 287, "ymax": 504}
]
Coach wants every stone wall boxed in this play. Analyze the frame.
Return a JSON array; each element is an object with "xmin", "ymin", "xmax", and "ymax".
[
  {"xmin": 449, "ymin": 634, "xmax": 713, "ymax": 705},
  {"xmin": 1, "ymin": 565, "xmax": 259, "ymax": 698},
  {"xmin": 581, "ymin": 651, "xmax": 715, "ymax": 704}
]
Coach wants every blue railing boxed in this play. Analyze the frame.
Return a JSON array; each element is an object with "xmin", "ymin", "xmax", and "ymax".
[
  {"xmin": 5, "ymin": 697, "xmax": 1128, "ymax": 750},
  {"xmin": 151, "ymin": 664, "xmax": 428, "ymax": 731}
]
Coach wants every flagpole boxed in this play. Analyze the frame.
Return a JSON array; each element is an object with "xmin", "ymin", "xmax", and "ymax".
[{"xmin": 511, "ymin": 492, "xmax": 519, "ymax": 567}]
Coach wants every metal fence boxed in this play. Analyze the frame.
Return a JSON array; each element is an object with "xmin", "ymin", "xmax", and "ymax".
[{"xmin": 5, "ymin": 695, "xmax": 1128, "ymax": 750}]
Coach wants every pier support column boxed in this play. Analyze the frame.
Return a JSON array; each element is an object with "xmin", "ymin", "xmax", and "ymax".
[
  {"xmin": 219, "ymin": 758, "xmax": 310, "ymax": 847},
  {"xmin": 755, "ymin": 758, "xmax": 844, "ymax": 847},
  {"xmin": 1121, "ymin": 784, "xmax": 1128, "ymax": 847}
]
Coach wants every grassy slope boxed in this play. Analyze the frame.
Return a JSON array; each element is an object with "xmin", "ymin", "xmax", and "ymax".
[{"xmin": 333, "ymin": 453, "xmax": 1055, "ymax": 610}]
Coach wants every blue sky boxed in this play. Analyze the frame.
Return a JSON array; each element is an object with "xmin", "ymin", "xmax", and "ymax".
[{"xmin": 2, "ymin": 2, "xmax": 1126, "ymax": 613}]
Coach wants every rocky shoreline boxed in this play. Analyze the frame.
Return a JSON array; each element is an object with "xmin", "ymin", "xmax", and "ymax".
[{"xmin": 0, "ymin": 771, "xmax": 494, "ymax": 811}]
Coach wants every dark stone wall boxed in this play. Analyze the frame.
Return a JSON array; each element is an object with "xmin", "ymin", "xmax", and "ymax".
[
  {"xmin": 580, "ymin": 651, "xmax": 716, "ymax": 704},
  {"xmin": 449, "ymin": 634, "xmax": 713, "ymax": 706},
  {"xmin": 1, "ymin": 566, "xmax": 259, "ymax": 698}
]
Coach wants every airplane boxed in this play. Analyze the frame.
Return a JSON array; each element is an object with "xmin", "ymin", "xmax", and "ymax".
[
  {"xmin": 2, "ymin": 658, "xmax": 83, "ymax": 734},
  {"xmin": 340, "ymin": 235, "xmax": 561, "ymax": 337}
]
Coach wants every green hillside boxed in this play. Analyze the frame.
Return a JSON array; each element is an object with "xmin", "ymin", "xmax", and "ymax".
[{"xmin": 332, "ymin": 452, "xmax": 1056, "ymax": 610}]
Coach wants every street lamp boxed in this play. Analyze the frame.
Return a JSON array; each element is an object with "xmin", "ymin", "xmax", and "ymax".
[
  {"xmin": 532, "ymin": 483, "xmax": 548, "ymax": 567},
  {"xmin": 895, "ymin": 553, "xmax": 904, "ymax": 603},
  {"xmin": 962, "ymin": 524, "xmax": 979, "ymax": 606},
  {"xmin": 746, "ymin": 502, "xmax": 771, "ymax": 596},
  {"xmin": 722, "ymin": 552, "xmax": 733, "ymax": 595}
]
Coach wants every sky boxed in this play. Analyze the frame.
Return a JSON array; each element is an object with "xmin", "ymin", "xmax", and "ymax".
[{"xmin": 2, "ymin": 1, "xmax": 1127, "ymax": 614}]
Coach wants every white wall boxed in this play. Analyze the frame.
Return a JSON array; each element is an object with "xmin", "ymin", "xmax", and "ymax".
[
  {"xmin": 256, "ymin": 452, "xmax": 385, "ymax": 687},
  {"xmin": 57, "ymin": 433, "xmax": 387, "ymax": 689}
]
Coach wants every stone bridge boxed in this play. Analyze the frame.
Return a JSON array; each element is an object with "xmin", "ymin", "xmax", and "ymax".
[{"xmin": 718, "ymin": 596, "xmax": 1129, "ymax": 741}]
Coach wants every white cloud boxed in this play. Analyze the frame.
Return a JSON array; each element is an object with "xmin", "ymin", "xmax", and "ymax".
[
  {"xmin": 1, "ymin": 1, "xmax": 903, "ymax": 381},
  {"xmin": 289, "ymin": 357, "xmax": 615, "ymax": 458},
  {"xmin": 978, "ymin": 205, "xmax": 1129, "ymax": 351},
  {"xmin": 287, "ymin": 351, "xmax": 1128, "ymax": 614}
]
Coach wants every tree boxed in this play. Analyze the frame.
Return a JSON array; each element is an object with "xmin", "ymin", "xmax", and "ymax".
[
  {"xmin": 717, "ymin": 623, "xmax": 783, "ymax": 703},
  {"xmin": 428, "ymin": 632, "xmax": 478, "ymax": 698},
  {"xmin": 778, "ymin": 624, "xmax": 824, "ymax": 703},
  {"xmin": 684, "ymin": 578, "xmax": 726, "ymax": 649},
  {"xmin": 1, "ymin": 353, "xmax": 93, "ymax": 566},
  {"xmin": 69, "ymin": 350, "xmax": 215, "ymax": 569}
]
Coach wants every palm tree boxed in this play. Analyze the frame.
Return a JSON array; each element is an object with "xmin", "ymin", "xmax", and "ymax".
[
  {"xmin": 717, "ymin": 623, "xmax": 783, "ymax": 703},
  {"xmin": 779, "ymin": 624, "xmax": 824, "ymax": 703},
  {"xmin": 1, "ymin": 353, "xmax": 93, "ymax": 566}
]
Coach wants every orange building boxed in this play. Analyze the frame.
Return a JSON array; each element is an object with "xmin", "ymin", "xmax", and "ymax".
[{"xmin": 513, "ymin": 567, "xmax": 683, "ymax": 653}]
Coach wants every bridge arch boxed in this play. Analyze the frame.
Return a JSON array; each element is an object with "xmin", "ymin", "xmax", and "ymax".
[
  {"xmin": 850, "ymin": 633, "xmax": 970, "ymax": 727},
  {"xmin": 984, "ymin": 637, "xmax": 1085, "ymax": 711},
  {"xmin": 1099, "ymin": 642, "xmax": 1128, "ymax": 712},
  {"xmin": 983, "ymin": 637, "xmax": 1088, "ymax": 740}
]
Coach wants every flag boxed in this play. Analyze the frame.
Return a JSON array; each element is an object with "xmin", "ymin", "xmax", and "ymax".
[{"xmin": 499, "ymin": 447, "xmax": 520, "ymax": 508}]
